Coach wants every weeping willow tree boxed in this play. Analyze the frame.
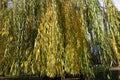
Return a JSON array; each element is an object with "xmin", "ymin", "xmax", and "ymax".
[{"xmin": 0, "ymin": 0, "xmax": 120, "ymax": 78}]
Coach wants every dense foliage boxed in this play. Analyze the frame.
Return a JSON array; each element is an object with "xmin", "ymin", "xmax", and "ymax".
[{"xmin": 0, "ymin": 0, "xmax": 120, "ymax": 79}]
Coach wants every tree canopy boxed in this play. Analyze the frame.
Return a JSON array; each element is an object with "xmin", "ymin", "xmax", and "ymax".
[{"xmin": 0, "ymin": 0, "xmax": 120, "ymax": 79}]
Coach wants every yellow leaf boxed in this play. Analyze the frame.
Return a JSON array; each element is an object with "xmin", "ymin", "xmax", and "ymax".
[
  {"xmin": 1, "ymin": 31, "xmax": 8, "ymax": 36},
  {"xmin": 24, "ymin": 61, "xmax": 28, "ymax": 68},
  {"xmin": 39, "ymin": 25, "xmax": 44, "ymax": 31},
  {"xmin": 21, "ymin": 63, "xmax": 23, "ymax": 67},
  {"xmin": 10, "ymin": 36, "xmax": 13, "ymax": 41},
  {"xmin": 28, "ymin": 54, "xmax": 32, "ymax": 61},
  {"xmin": 24, "ymin": 61, "xmax": 28, "ymax": 73},
  {"xmin": 36, "ymin": 50, "xmax": 40, "ymax": 60},
  {"xmin": 10, "ymin": 61, "xmax": 15, "ymax": 73}
]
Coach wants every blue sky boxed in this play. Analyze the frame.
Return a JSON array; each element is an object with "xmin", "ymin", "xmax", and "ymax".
[
  {"xmin": 99, "ymin": 0, "xmax": 120, "ymax": 11},
  {"xmin": 113, "ymin": 0, "xmax": 120, "ymax": 11}
]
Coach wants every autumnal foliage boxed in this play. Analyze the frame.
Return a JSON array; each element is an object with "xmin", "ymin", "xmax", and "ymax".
[{"xmin": 0, "ymin": 0, "xmax": 120, "ymax": 78}]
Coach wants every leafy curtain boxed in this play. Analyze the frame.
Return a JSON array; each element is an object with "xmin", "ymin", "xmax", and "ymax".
[{"xmin": 0, "ymin": 0, "xmax": 119, "ymax": 78}]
